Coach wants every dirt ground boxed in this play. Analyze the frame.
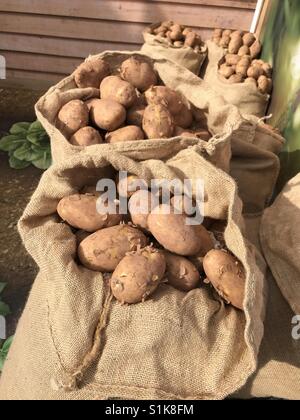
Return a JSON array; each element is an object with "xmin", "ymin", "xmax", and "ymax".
[{"xmin": 0, "ymin": 87, "xmax": 45, "ymax": 335}]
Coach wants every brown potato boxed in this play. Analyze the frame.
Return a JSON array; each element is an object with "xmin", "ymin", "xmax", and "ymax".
[
  {"xmin": 236, "ymin": 60, "xmax": 250, "ymax": 77},
  {"xmin": 74, "ymin": 58, "xmax": 111, "ymax": 89},
  {"xmin": 183, "ymin": 27, "xmax": 193, "ymax": 36},
  {"xmin": 249, "ymin": 40, "xmax": 262, "ymax": 58},
  {"xmin": 174, "ymin": 126, "xmax": 196, "ymax": 137},
  {"xmin": 225, "ymin": 54, "xmax": 241, "ymax": 65},
  {"xmin": 129, "ymin": 190, "xmax": 157, "ymax": 230},
  {"xmin": 219, "ymin": 65, "xmax": 235, "ymax": 79},
  {"xmin": 143, "ymin": 104, "xmax": 174, "ymax": 139},
  {"xmin": 228, "ymin": 74, "xmax": 244, "ymax": 84},
  {"xmin": 173, "ymin": 105, "xmax": 193, "ymax": 129},
  {"xmin": 170, "ymin": 195, "xmax": 196, "ymax": 216},
  {"xmin": 127, "ymin": 102, "xmax": 146, "ymax": 127},
  {"xmin": 110, "ymin": 247, "xmax": 166, "ymax": 304},
  {"xmin": 164, "ymin": 251, "xmax": 200, "ymax": 292},
  {"xmin": 244, "ymin": 77, "xmax": 257, "ymax": 87},
  {"xmin": 258, "ymin": 75, "xmax": 272, "ymax": 94},
  {"xmin": 57, "ymin": 194, "xmax": 122, "ymax": 232},
  {"xmin": 213, "ymin": 28, "xmax": 223, "ymax": 37},
  {"xmin": 195, "ymin": 129, "xmax": 211, "ymax": 141},
  {"xmin": 170, "ymin": 25, "xmax": 183, "ymax": 41},
  {"xmin": 90, "ymin": 99, "xmax": 126, "ymax": 131},
  {"xmin": 78, "ymin": 224, "xmax": 148, "ymax": 272},
  {"xmin": 105, "ymin": 126, "xmax": 145, "ymax": 144},
  {"xmin": 70, "ymin": 126, "xmax": 103, "ymax": 146},
  {"xmin": 100, "ymin": 75, "xmax": 137, "ymax": 108},
  {"xmin": 145, "ymin": 86, "xmax": 183, "ymax": 115},
  {"xmin": 219, "ymin": 35, "xmax": 230, "ymax": 48},
  {"xmin": 85, "ymin": 97, "xmax": 101, "ymax": 111},
  {"xmin": 247, "ymin": 65, "xmax": 264, "ymax": 80},
  {"xmin": 238, "ymin": 45, "xmax": 250, "ymax": 56},
  {"xmin": 148, "ymin": 204, "xmax": 214, "ymax": 256},
  {"xmin": 117, "ymin": 174, "xmax": 147, "ymax": 198},
  {"xmin": 223, "ymin": 29, "xmax": 232, "ymax": 37},
  {"xmin": 262, "ymin": 62, "xmax": 272, "ymax": 78},
  {"xmin": 230, "ymin": 30, "xmax": 244, "ymax": 39},
  {"xmin": 228, "ymin": 37, "xmax": 243, "ymax": 54},
  {"xmin": 242, "ymin": 32, "xmax": 256, "ymax": 47},
  {"xmin": 57, "ymin": 100, "xmax": 89, "ymax": 138},
  {"xmin": 203, "ymin": 249, "xmax": 245, "ymax": 310},
  {"xmin": 184, "ymin": 32, "xmax": 197, "ymax": 48},
  {"xmin": 120, "ymin": 57, "xmax": 158, "ymax": 92}
]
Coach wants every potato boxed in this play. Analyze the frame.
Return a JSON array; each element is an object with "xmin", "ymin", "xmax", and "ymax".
[
  {"xmin": 173, "ymin": 105, "xmax": 193, "ymax": 129},
  {"xmin": 164, "ymin": 251, "xmax": 200, "ymax": 292},
  {"xmin": 110, "ymin": 247, "xmax": 166, "ymax": 304},
  {"xmin": 203, "ymin": 249, "xmax": 245, "ymax": 310},
  {"xmin": 75, "ymin": 230, "xmax": 90, "ymax": 246},
  {"xmin": 153, "ymin": 25, "xmax": 167, "ymax": 35},
  {"xmin": 228, "ymin": 74, "xmax": 244, "ymax": 84},
  {"xmin": 258, "ymin": 75, "xmax": 272, "ymax": 94},
  {"xmin": 228, "ymin": 37, "xmax": 243, "ymax": 54},
  {"xmin": 74, "ymin": 58, "xmax": 111, "ymax": 89},
  {"xmin": 236, "ymin": 60, "xmax": 250, "ymax": 77},
  {"xmin": 247, "ymin": 65, "xmax": 263, "ymax": 80},
  {"xmin": 170, "ymin": 24, "xmax": 183, "ymax": 41},
  {"xmin": 89, "ymin": 99, "xmax": 126, "ymax": 131},
  {"xmin": 262, "ymin": 62, "xmax": 272, "ymax": 78},
  {"xmin": 100, "ymin": 75, "xmax": 137, "ymax": 108},
  {"xmin": 250, "ymin": 40, "xmax": 262, "ymax": 58},
  {"xmin": 244, "ymin": 77, "xmax": 257, "ymax": 87},
  {"xmin": 219, "ymin": 35, "xmax": 230, "ymax": 48},
  {"xmin": 148, "ymin": 204, "xmax": 214, "ymax": 256},
  {"xmin": 230, "ymin": 30, "xmax": 244, "ymax": 39},
  {"xmin": 219, "ymin": 65, "xmax": 235, "ymax": 79},
  {"xmin": 195, "ymin": 129, "xmax": 211, "ymax": 141},
  {"xmin": 145, "ymin": 86, "xmax": 183, "ymax": 115},
  {"xmin": 78, "ymin": 224, "xmax": 148, "ymax": 272},
  {"xmin": 238, "ymin": 45, "xmax": 250, "ymax": 56},
  {"xmin": 105, "ymin": 126, "xmax": 144, "ymax": 144},
  {"xmin": 85, "ymin": 97, "xmax": 101, "ymax": 111},
  {"xmin": 117, "ymin": 174, "xmax": 147, "ymax": 198},
  {"xmin": 127, "ymin": 103, "xmax": 146, "ymax": 127},
  {"xmin": 242, "ymin": 32, "xmax": 256, "ymax": 47},
  {"xmin": 184, "ymin": 32, "xmax": 198, "ymax": 48},
  {"xmin": 225, "ymin": 54, "xmax": 241, "ymax": 65},
  {"xmin": 223, "ymin": 29, "xmax": 232, "ymax": 37},
  {"xmin": 143, "ymin": 104, "xmax": 174, "ymax": 139},
  {"xmin": 57, "ymin": 100, "xmax": 89, "ymax": 138},
  {"xmin": 70, "ymin": 126, "xmax": 103, "ymax": 146},
  {"xmin": 120, "ymin": 57, "xmax": 158, "ymax": 92},
  {"xmin": 174, "ymin": 126, "xmax": 196, "ymax": 137},
  {"xmin": 170, "ymin": 195, "xmax": 196, "ymax": 216},
  {"xmin": 129, "ymin": 190, "xmax": 157, "ymax": 230},
  {"xmin": 183, "ymin": 27, "xmax": 193, "ymax": 36},
  {"xmin": 57, "ymin": 193, "xmax": 122, "ymax": 232}
]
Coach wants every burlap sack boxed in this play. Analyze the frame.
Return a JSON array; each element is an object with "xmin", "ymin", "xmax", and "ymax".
[
  {"xmin": 0, "ymin": 146, "xmax": 266, "ymax": 400},
  {"xmin": 142, "ymin": 24, "xmax": 207, "ymax": 75},
  {"xmin": 202, "ymin": 41, "xmax": 270, "ymax": 118},
  {"xmin": 230, "ymin": 117, "xmax": 284, "ymax": 215},
  {"xmin": 233, "ymin": 208, "xmax": 300, "ymax": 400},
  {"xmin": 35, "ymin": 51, "xmax": 246, "ymax": 173}
]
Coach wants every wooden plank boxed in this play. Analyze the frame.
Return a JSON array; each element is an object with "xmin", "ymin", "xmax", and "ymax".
[
  {"xmin": 0, "ymin": 34, "xmax": 139, "ymax": 58},
  {"xmin": 255, "ymin": 0, "xmax": 271, "ymax": 39},
  {"xmin": 0, "ymin": 0, "xmax": 254, "ymax": 29},
  {"xmin": 1, "ymin": 69, "xmax": 63, "ymax": 89},
  {"xmin": 0, "ymin": 13, "xmax": 145, "ymax": 44},
  {"xmin": 150, "ymin": 0, "xmax": 257, "ymax": 8},
  {"xmin": 1, "ymin": 51, "xmax": 80, "ymax": 75}
]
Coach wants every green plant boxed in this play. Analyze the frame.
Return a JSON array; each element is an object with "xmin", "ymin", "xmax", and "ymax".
[
  {"xmin": 0, "ymin": 120, "xmax": 52, "ymax": 170},
  {"xmin": 0, "ymin": 283, "xmax": 13, "ymax": 372}
]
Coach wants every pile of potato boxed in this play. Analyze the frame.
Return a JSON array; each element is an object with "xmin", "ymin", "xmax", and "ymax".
[
  {"xmin": 56, "ymin": 56, "xmax": 211, "ymax": 146},
  {"xmin": 145, "ymin": 21, "xmax": 204, "ymax": 52},
  {"xmin": 212, "ymin": 28, "xmax": 272, "ymax": 94},
  {"xmin": 56, "ymin": 176, "xmax": 245, "ymax": 310}
]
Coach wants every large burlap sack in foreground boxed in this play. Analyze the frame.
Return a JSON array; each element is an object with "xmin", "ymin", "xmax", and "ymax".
[
  {"xmin": 202, "ymin": 41, "xmax": 270, "ymax": 118},
  {"xmin": 230, "ymin": 118, "xmax": 284, "ymax": 215},
  {"xmin": 142, "ymin": 24, "xmax": 207, "ymax": 75},
  {"xmin": 35, "ymin": 51, "xmax": 246, "ymax": 172},
  {"xmin": 0, "ymin": 146, "xmax": 266, "ymax": 400}
]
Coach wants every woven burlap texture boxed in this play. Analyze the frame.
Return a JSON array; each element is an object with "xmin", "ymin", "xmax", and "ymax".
[{"xmin": 0, "ymin": 145, "xmax": 266, "ymax": 400}]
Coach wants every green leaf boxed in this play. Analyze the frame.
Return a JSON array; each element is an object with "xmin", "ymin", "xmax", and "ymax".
[
  {"xmin": 13, "ymin": 143, "xmax": 33, "ymax": 161},
  {"xmin": 0, "ymin": 301, "xmax": 10, "ymax": 317},
  {"xmin": 0, "ymin": 336, "xmax": 14, "ymax": 371},
  {"xmin": 32, "ymin": 152, "xmax": 52, "ymax": 170},
  {"xmin": 28, "ymin": 120, "xmax": 45, "ymax": 136},
  {"xmin": 9, "ymin": 155, "xmax": 31, "ymax": 170},
  {"xmin": 26, "ymin": 132, "xmax": 47, "ymax": 146},
  {"xmin": 0, "ymin": 283, "xmax": 6, "ymax": 295},
  {"xmin": 0, "ymin": 135, "xmax": 26, "ymax": 152},
  {"xmin": 10, "ymin": 122, "xmax": 31, "ymax": 135}
]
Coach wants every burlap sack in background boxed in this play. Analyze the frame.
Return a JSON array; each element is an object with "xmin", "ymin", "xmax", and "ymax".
[
  {"xmin": 202, "ymin": 41, "xmax": 270, "ymax": 118},
  {"xmin": 0, "ymin": 145, "xmax": 266, "ymax": 400},
  {"xmin": 142, "ymin": 24, "xmax": 207, "ymax": 75},
  {"xmin": 260, "ymin": 173, "xmax": 300, "ymax": 315},
  {"xmin": 230, "ymin": 118, "xmax": 284, "ymax": 215},
  {"xmin": 35, "ymin": 51, "xmax": 247, "ymax": 173}
]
